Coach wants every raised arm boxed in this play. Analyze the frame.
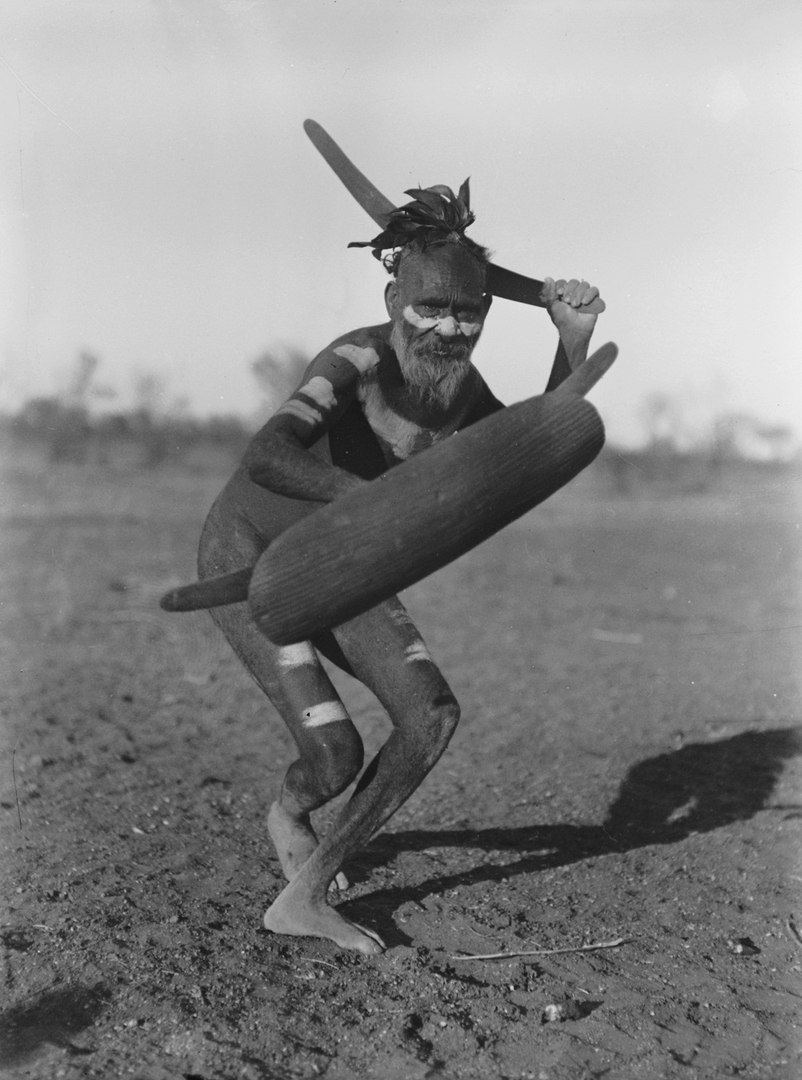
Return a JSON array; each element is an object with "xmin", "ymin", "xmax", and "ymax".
[
  {"xmin": 243, "ymin": 338, "xmax": 382, "ymax": 504},
  {"xmin": 540, "ymin": 277, "xmax": 603, "ymax": 391}
]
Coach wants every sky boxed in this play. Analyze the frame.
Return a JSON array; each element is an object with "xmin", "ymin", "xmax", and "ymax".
[{"xmin": 1, "ymin": 0, "xmax": 800, "ymax": 446}]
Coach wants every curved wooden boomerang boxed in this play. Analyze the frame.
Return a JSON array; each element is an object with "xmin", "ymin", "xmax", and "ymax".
[
  {"xmin": 158, "ymin": 342, "xmax": 617, "ymax": 619},
  {"xmin": 249, "ymin": 342, "xmax": 617, "ymax": 645},
  {"xmin": 303, "ymin": 119, "xmax": 605, "ymax": 316}
]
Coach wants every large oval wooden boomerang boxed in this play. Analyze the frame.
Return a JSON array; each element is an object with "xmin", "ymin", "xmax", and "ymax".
[
  {"xmin": 304, "ymin": 119, "xmax": 605, "ymax": 316},
  {"xmin": 248, "ymin": 343, "xmax": 615, "ymax": 645}
]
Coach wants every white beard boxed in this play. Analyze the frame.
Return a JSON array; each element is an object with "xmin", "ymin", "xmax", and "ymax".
[{"xmin": 390, "ymin": 322, "xmax": 475, "ymax": 412}]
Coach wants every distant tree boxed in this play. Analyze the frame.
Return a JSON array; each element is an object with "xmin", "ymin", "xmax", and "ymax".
[
  {"xmin": 640, "ymin": 392, "xmax": 684, "ymax": 453},
  {"xmin": 252, "ymin": 346, "xmax": 309, "ymax": 415},
  {"xmin": 13, "ymin": 396, "xmax": 61, "ymax": 437},
  {"xmin": 8, "ymin": 351, "xmax": 257, "ymax": 467},
  {"xmin": 36, "ymin": 350, "xmax": 104, "ymax": 462},
  {"xmin": 130, "ymin": 372, "xmax": 210, "ymax": 467},
  {"xmin": 201, "ymin": 414, "xmax": 250, "ymax": 446},
  {"xmin": 68, "ymin": 350, "xmax": 100, "ymax": 402},
  {"xmin": 127, "ymin": 372, "xmax": 168, "ymax": 467},
  {"xmin": 712, "ymin": 413, "xmax": 799, "ymax": 464}
]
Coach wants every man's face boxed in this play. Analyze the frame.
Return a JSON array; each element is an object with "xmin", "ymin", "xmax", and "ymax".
[{"xmin": 385, "ymin": 244, "xmax": 490, "ymax": 406}]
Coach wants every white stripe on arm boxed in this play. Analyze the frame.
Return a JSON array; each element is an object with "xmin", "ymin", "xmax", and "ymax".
[
  {"xmin": 276, "ymin": 398, "xmax": 324, "ymax": 425},
  {"xmin": 300, "ymin": 376, "xmax": 338, "ymax": 410}
]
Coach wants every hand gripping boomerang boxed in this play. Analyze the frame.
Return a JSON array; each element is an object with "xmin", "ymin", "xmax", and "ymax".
[{"xmin": 303, "ymin": 119, "xmax": 605, "ymax": 316}]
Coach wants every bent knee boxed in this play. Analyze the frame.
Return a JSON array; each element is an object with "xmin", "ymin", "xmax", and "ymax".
[
  {"xmin": 416, "ymin": 693, "xmax": 461, "ymax": 762},
  {"xmin": 433, "ymin": 693, "xmax": 461, "ymax": 729},
  {"xmin": 310, "ymin": 723, "xmax": 365, "ymax": 799}
]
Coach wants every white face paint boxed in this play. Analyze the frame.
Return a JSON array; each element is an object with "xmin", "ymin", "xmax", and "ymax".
[{"xmin": 402, "ymin": 305, "xmax": 483, "ymax": 339}]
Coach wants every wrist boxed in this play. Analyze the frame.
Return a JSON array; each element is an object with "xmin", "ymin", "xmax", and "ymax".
[{"xmin": 559, "ymin": 330, "xmax": 592, "ymax": 370}]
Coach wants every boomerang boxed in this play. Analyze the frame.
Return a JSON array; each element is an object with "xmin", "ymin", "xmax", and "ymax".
[
  {"xmin": 159, "ymin": 341, "xmax": 616, "ymax": 619},
  {"xmin": 303, "ymin": 119, "xmax": 605, "ymax": 316},
  {"xmin": 248, "ymin": 344, "xmax": 615, "ymax": 644}
]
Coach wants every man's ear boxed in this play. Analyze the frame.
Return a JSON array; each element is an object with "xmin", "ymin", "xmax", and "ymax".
[{"xmin": 384, "ymin": 280, "xmax": 399, "ymax": 318}]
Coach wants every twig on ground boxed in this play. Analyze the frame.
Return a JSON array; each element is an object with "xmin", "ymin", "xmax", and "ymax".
[
  {"xmin": 301, "ymin": 957, "xmax": 337, "ymax": 969},
  {"xmin": 12, "ymin": 746, "xmax": 22, "ymax": 830},
  {"xmin": 279, "ymin": 1029, "xmax": 333, "ymax": 1056},
  {"xmin": 787, "ymin": 916, "xmax": 802, "ymax": 950},
  {"xmin": 450, "ymin": 935, "xmax": 630, "ymax": 962}
]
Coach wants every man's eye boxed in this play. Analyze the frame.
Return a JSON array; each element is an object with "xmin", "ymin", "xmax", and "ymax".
[{"xmin": 417, "ymin": 305, "xmax": 440, "ymax": 318}]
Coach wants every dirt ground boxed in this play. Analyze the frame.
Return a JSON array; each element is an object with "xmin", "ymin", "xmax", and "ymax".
[{"xmin": 1, "ymin": 441, "xmax": 800, "ymax": 1079}]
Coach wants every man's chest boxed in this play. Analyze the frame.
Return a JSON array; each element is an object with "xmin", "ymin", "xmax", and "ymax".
[{"xmin": 356, "ymin": 378, "xmax": 466, "ymax": 463}]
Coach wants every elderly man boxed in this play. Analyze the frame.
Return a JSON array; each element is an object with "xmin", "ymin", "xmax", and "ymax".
[{"xmin": 193, "ymin": 185, "xmax": 602, "ymax": 954}]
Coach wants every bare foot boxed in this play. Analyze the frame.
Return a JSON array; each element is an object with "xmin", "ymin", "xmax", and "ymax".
[
  {"xmin": 263, "ymin": 880, "xmax": 385, "ymax": 955},
  {"xmin": 267, "ymin": 801, "xmax": 349, "ymax": 890}
]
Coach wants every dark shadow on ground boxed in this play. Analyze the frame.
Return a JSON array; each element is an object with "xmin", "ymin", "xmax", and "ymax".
[
  {"xmin": 0, "ymin": 984, "xmax": 111, "ymax": 1069},
  {"xmin": 603, "ymin": 727, "xmax": 802, "ymax": 840},
  {"xmin": 342, "ymin": 727, "xmax": 802, "ymax": 931}
]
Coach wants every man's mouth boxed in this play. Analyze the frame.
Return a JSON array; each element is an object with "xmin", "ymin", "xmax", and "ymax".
[{"xmin": 426, "ymin": 339, "xmax": 470, "ymax": 359}]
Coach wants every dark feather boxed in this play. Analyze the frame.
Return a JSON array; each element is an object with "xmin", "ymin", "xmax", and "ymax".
[
  {"xmin": 458, "ymin": 178, "xmax": 471, "ymax": 211},
  {"xmin": 349, "ymin": 179, "xmax": 478, "ymax": 260}
]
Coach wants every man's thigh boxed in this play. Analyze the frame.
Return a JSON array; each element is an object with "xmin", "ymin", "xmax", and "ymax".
[{"xmin": 330, "ymin": 596, "xmax": 457, "ymax": 721}]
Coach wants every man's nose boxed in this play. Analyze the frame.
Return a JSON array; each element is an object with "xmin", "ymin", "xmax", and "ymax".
[{"xmin": 435, "ymin": 315, "xmax": 460, "ymax": 338}]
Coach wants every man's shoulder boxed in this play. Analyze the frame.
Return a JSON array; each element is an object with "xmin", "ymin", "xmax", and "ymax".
[
  {"xmin": 329, "ymin": 324, "xmax": 391, "ymax": 367},
  {"xmin": 303, "ymin": 323, "xmax": 392, "ymax": 383},
  {"xmin": 329, "ymin": 323, "xmax": 390, "ymax": 350}
]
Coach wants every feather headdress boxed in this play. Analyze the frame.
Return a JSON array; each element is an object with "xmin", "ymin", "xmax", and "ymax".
[{"xmin": 349, "ymin": 179, "xmax": 476, "ymax": 261}]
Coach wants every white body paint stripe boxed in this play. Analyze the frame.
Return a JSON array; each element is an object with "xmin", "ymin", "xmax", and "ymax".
[
  {"xmin": 405, "ymin": 640, "xmax": 433, "ymax": 663},
  {"xmin": 333, "ymin": 343, "xmax": 381, "ymax": 373},
  {"xmin": 277, "ymin": 642, "xmax": 317, "ymax": 668},
  {"xmin": 390, "ymin": 605, "xmax": 415, "ymax": 627},
  {"xmin": 277, "ymin": 398, "xmax": 323, "ymax": 425},
  {"xmin": 302, "ymin": 702, "xmax": 349, "ymax": 727},
  {"xmin": 300, "ymin": 376, "xmax": 337, "ymax": 410},
  {"xmin": 358, "ymin": 378, "xmax": 423, "ymax": 459},
  {"xmin": 402, "ymin": 305, "xmax": 482, "ymax": 339}
]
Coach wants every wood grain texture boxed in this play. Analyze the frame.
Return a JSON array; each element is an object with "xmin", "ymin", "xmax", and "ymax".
[
  {"xmin": 160, "ymin": 567, "xmax": 251, "ymax": 612},
  {"xmin": 249, "ymin": 390, "xmax": 605, "ymax": 644}
]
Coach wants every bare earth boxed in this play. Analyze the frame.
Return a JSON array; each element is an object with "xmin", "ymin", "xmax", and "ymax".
[{"xmin": 1, "ymin": 443, "xmax": 800, "ymax": 1079}]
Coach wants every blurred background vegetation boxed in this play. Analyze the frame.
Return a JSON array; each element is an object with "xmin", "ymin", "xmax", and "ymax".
[{"xmin": 1, "ymin": 346, "xmax": 798, "ymax": 498}]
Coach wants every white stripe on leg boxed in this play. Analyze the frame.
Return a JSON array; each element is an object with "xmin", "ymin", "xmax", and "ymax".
[{"xmin": 302, "ymin": 702, "xmax": 350, "ymax": 728}]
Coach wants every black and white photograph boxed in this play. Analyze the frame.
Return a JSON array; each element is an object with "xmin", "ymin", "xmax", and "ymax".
[{"xmin": 1, "ymin": 2, "xmax": 800, "ymax": 1077}]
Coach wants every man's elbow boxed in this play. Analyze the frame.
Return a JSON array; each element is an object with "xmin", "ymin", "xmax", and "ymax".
[
  {"xmin": 246, "ymin": 461, "xmax": 277, "ymax": 490},
  {"xmin": 242, "ymin": 429, "xmax": 291, "ymax": 489}
]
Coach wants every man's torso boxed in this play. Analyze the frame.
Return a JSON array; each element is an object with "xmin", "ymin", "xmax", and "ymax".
[{"xmin": 214, "ymin": 324, "xmax": 503, "ymax": 544}]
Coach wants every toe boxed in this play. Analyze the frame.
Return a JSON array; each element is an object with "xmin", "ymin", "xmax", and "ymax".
[
  {"xmin": 332, "ymin": 871, "xmax": 350, "ymax": 892},
  {"xmin": 352, "ymin": 932, "xmax": 385, "ymax": 956},
  {"xmin": 352, "ymin": 921, "xmax": 386, "ymax": 953}
]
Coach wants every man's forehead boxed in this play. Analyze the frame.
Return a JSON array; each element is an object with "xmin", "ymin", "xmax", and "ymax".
[{"xmin": 396, "ymin": 245, "xmax": 486, "ymax": 303}]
